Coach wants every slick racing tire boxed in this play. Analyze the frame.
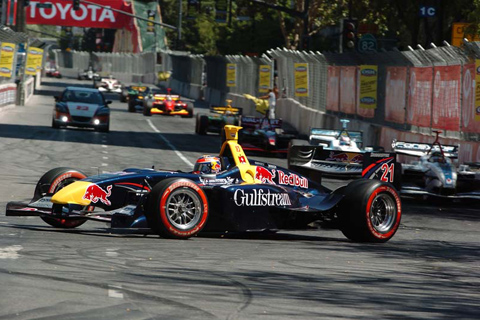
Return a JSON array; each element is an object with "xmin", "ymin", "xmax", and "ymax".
[
  {"xmin": 33, "ymin": 167, "xmax": 89, "ymax": 228},
  {"xmin": 338, "ymin": 179, "xmax": 401, "ymax": 243},
  {"xmin": 128, "ymin": 100, "xmax": 136, "ymax": 113},
  {"xmin": 146, "ymin": 178, "xmax": 209, "ymax": 239},
  {"xmin": 181, "ymin": 103, "xmax": 194, "ymax": 118},
  {"xmin": 197, "ymin": 114, "xmax": 209, "ymax": 135},
  {"xmin": 143, "ymin": 106, "xmax": 152, "ymax": 116}
]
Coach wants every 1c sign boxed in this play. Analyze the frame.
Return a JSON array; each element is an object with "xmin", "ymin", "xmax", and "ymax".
[{"xmin": 419, "ymin": 6, "xmax": 436, "ymax": 17}]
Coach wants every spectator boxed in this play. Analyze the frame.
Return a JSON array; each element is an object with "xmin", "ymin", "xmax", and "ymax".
[{"xmin": 260, "ymin": 88, "xmax": 276, "ymax": 119}]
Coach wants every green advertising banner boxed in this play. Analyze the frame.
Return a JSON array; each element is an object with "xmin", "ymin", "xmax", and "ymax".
[{"xmin": 132, "ymin": 1, "xmax": 167, "ymax": 51}]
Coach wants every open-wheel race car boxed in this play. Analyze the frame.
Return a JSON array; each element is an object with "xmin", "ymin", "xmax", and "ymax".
[
  {"xmin": 142, "ymin": 88, "xmax": 193, "ymax": 117},
  {"xmin": 195, "ymin": 100, "xmax": 242, "ymax": 135},
  {"xmin": 5, "ymin": 126, "xmax": 402, "ymax": 242}
]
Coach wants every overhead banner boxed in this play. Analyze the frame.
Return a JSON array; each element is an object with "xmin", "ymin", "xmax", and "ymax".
[
  {"xmin": 0, "ymin": 42, "xmax": 16, "ymax": 78},
  {"xmin": 432, "ymin": 65, "xmax": 461, "ymax": 131},
  {"xmin": 258, "ymin": 65, "xmax": 271, "ymax": 93},
  {"xmin": 25, "ymin": 0, "xmax": 131, "ymax": 29},
  {"xmin": 25, "ymin": 47, "xmax": 43, "ymax": 75},
  {"xmin": 461, "ymin": 63, "xmax": 480, "ymax": 133},
  {"xmin": 407, "ymin": 67, "xmax": 433, "ymax": 128},
  {"xmin": 326, "ymin": 66, "xmax": 340, "ymax": 111},
  {"xmin": 385, "ymin": 66, "xmax": 407, "ymax": 124},
  {"xmin": 358, "ymin": 65, "xmax": 378, "ymax": 109},
  {"xmin": 226, "ymin": 63, "xmax": 236, "ymax": 87},
  {"xmin": 294, "ymin": 63, "xmax": 308, "ymax": 97},
  {"xmin": 339, "ymin": 66, "xmax": 356, "ymax": 114}
]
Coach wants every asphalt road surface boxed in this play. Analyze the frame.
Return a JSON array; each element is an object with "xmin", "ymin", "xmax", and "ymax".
[{"xmin": 0, "ymin": 78, "xmax": 478, "ymax": 320}]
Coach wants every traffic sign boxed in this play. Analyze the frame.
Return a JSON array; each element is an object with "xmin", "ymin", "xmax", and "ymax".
[
  {"xmin": 358, "ymin": 34, "xmax": 377, "ymax": 53},
  {"xmin": 419, "ymin": 6, "xmax": 436, "ymax": 17}
]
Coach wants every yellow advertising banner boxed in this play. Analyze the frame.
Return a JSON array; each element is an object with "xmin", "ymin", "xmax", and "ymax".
[
  {"xmin": 294, "ymin": 63, "xmax": 308, "ymax": 97},
  {"xmin": 258, "ymin": 64, "xmax": 271, "ymax": 93},
  {"xmin": 25, "ymin": 47, "xmax": 44, "ymax": 76},
  {"xmin": 475, "ymin": 59, "xmax": 480, "ymax": 121},
  {"xmin": 359, "ymin": 65, "xmax": 378, "ymax": 109},
  {"xmin": 0, "ymin": 42, "xmax": 16, "ymax": 78},
  {"xmin": 226, "ymin": 63, "xmax": 236, "ymax": 87},
  {"xmin": 451, "ymin": 23, "xmax": 480, "ymax": 47}
]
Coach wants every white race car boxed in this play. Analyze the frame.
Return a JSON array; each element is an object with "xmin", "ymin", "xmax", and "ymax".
[{"xmin": 95, "ymin": 76, "xmax": 123, "ymax": 94}]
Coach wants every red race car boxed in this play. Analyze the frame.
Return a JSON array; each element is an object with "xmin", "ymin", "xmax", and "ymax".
[{"xmin": 142, "ymin": 88, "xmax": 193, "ymax": 118}]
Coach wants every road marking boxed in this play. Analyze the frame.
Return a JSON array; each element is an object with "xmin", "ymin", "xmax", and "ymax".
[
  {"xmin": 147, "ymin": 119, "xmax": 194, "ymax": 167},
  {"xmin": 106, "ymin": 248, "xmax": 119, "ymax": 257},
  {"xmin": 0, "ymin": 245, "xmax": 22, "ymax": 259},
  {"xmin": 102, "ymin": 145, "xmax": 108, "ymax": 148},
  {"xmin": 108, "ymin": 285, "xmax": 124, "ymax": 299},
  {"xmin": 102, "ymin": 163, "xmax": 108, "ymax": 167},
  {"xmin": 103, "ymin": 156, "xmax": 108, "ymax": 160}
]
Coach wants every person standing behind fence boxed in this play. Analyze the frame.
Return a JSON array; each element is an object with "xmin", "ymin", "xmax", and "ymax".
[{"xmin": 260, "ymin": 88, "xmax": 276, "ymax": 119}]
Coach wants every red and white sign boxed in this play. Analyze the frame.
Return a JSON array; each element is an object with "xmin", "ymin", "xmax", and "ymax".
[
  {"xmin": 385, "ymin": 66, "xmax": 407, "ymax": 124},
  {"xmin": 339, "ymin": 66, "xmax": 356, "ymax": 114},
  {"xmin": 407, "ymin": 67, "xmax": 433, "ymax": 128},
  {"xmin": 326, "ymin": 66, "xmax": 340, "ymax": 111},
  {"xmin": 462, "ymin": 63, "xmax": 480, "ymax": 133},
  {"xmin": 277, "ymin": 171, "xmax": 308, "ymax": 188},
  {"xmin": 25, "ymin": 0, "xmax": 132, "ymax": 29},
  {"xmin": 432, "ymin": 65, "xmax": 461, "ymax": 131}
]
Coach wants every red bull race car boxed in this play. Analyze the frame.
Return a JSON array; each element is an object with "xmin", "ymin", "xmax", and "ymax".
[
  {"xmin": 142, "ymin": 88, "xmax": 193, "ymax": 118},
  {"xmin": 5, "ymin": 126, "xmax": 401, "ymax": 243}
]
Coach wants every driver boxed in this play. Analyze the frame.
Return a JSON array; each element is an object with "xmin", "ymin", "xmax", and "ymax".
[
  {"xmin": 339, "ymin": 136, "xmax": 352, "ymax": 146},
  {"xmin": 193, "ymin": 155, "xmax": 222, "ymax": 174},
  {"xmin": 430, "ymin": 152, "xmax": 446, "ymax": 163}
]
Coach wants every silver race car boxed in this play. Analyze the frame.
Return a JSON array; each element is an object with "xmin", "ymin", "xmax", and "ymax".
[{"xmin": 393, "ymin": 131, "xmax": 480, "ymax": 200}]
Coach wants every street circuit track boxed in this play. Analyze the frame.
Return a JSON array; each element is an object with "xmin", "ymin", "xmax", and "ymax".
[{"xmin": 0, "ymin": 77, "xmax": 478, "ymax": 319}]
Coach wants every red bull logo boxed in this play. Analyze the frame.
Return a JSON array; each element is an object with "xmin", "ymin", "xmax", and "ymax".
[
  {"xmin": 83, "ymin": 184, "xmax": 112, "ymax": 206},
  {"xmin": 255, "ymin": 167, "xmax": 276, "ymax": 184},
  {"xmin": 326, "ymin": 152, "xmax": 364, "ymax": 163},
  {"xmin": 277, "ymin": 171, "xmax": 308, "ymax": 188}
]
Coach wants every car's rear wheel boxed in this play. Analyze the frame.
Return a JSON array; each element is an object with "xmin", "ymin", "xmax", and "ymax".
[
  {"xmin": 338, "ymin": 179, "xmax": 401, "ymax": 243},
  {"xmin": 146, "ymin": 178, "xmax": 209, "ymax": 239},
  {"xmin": 197, "ymin": 114, "xmax": 208, "ymax": 135},
  {"xmin": 128, "ymin": 100, "xmax": 136, "ymax": 113},
  {"xmin": 33, "ymin": 167, "xmax": 90, "ymax": 228}
]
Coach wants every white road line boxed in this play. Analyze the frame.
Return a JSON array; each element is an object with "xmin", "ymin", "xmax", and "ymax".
[
  {"xmin": 101, "ymin": 163, "xmax": 108, "ymax": 167},
  {"xmin": 102, "ymin": 145, "xmax": 108, "ymax": 148},
  {"xmin": 103, "ymin": 156, "xmax": 108, "ymax": 160},
  {"xmin": 108, "ymin": 285, "xmax": 124, "ymax": 299},
  {"xmin": 0, "ymin": 245, "xmax": 22, "ymax": 259},
  {"xmin": 147, "ymin": 119, "xmax": 194, "ymax": 167}
]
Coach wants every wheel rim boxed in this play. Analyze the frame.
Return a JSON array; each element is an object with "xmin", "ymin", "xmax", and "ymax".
[
  {"xmin": 165, "ymin": 188, "xmax": 202, "ymax": 230},
  {"xmin": 369, "ymin": 193, "xmax": 397, "ymax": 233}
]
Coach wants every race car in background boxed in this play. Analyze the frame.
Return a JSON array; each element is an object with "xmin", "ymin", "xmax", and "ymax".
[
  {"xmin": 126, "ymin": 85, "xmax": 151, "ymax": 112},
  {"xmin": 5, "ymin": 125, "xmax": 402, "ymax": 243},
  {"xmin": 120, "ymin": 84, "xmax": 149, "ymax": 103},
  {"xmin": 196, "ymin": 100, "xmax": 242, "ymax": 135},
  {"xmin": 234, "ymin": 116, "xmax": 299, "ymax": 155},
  {"xmin": 288, "ymin": 119, "xmax": 381, "ymax": 178},
  {"xmin": 78, "ymin": 66, "xmax": 99, "ymax": 81},
  {"xmin": 142, "ymin": 88, "xmax": 193, "ymax": 117},
  {"xmin": 94, "ymin": 75, "xmax": 123, "ymax": 94},
  {"xmin": 52, "ymin": 86, "xmax": 111, "ymax": 132},
  {"xmin": 392, "ymin": 131, "xmax": 480, "ymax": 200}
]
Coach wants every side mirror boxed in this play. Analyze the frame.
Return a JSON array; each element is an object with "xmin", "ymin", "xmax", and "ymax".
[
  {"xmin": 106, "ymin": 100, "xmax": 112, "ymax": 105},
  {"xmin": 54, "ymin": 96, "xmax": 60, "ymax": 102}
]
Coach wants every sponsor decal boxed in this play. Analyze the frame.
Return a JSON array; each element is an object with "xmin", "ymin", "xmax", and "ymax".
[
  {"xmin": 1, "ymin": 46, "xmax": 13, "ymax": 52},
  {"xmin": 360, "ymin": 97, "xmax": 376, "ymax": 104},
  {"xmin": 234, "ymin": 189, "xmax": 291, "ymax": 206},
  {"xmin": 76, "ymin": 106, "xmax": 89, "ymax": 110},
  {"xmin": 277, "ymin": 171, "xmax": 308, "ymax": 188},
  {"xmin": 0, "ymin": 67, "xmax": 10, "ymax": 73},
  {"xmin": 255, "ymin": 167, "xmax": 276, "ymax": 184},
  {"xmin": 199, "ymin": 177, "xmax": 235, "ymax": 186},
  {"xmin": 361, "ymin": 68, "xmax": 377, "ymax": 76},
  {"xmin": 326, "ymin": 152, "xmax": 364, "ymax": 163},
  {"xmin": 83, "ymin": 184, "xmax": 112, "ymax": 206}
]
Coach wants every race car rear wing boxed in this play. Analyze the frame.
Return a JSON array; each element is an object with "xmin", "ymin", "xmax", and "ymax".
[
  {"xmin": 309, "ymin": 128, "xmax": 363, "ymax": 148},
  {"xmin": 288, "ymin": 144, "xmax": 398, "ymax": 186},
  {"xmin": 392, "ymin": 140, "xmax": 458, "ymax": 158},
  {"xmin": 153, "ymin": 94, "xmax": 181, "ymax": 101},
  {"xmin": 241, "ymin": 116, "xmax": 282, "ymax": 129},
  {"xmin": 210, "ymin": 105, "xmax": 243, "ymax": 115}
]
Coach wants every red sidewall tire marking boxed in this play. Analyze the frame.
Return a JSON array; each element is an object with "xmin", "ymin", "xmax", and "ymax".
[
  {"xmin": 365, "ymin": 185, "xmax": 402, "ymax": 240},
  {"xmin": 159, "ymin": 181, "xmax": 208, "ymax": 237},
  {"xmin": 48, "ymin": 171, "xmax": 87, "ymax": 194}
]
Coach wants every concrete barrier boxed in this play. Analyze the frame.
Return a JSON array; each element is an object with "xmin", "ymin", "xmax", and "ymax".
[{"xmin": 24, "ymin": 77, "xmax": 35, "ymax": 104}]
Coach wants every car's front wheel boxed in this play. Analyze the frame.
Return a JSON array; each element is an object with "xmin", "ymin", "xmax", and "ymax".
[
  {"xmin": 33, "ymin": 167, "xmax": 90, "ymax": 228},
  {"xmin": 146, "ymin": 178, "xmax": 209, "ymax": 239}
]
